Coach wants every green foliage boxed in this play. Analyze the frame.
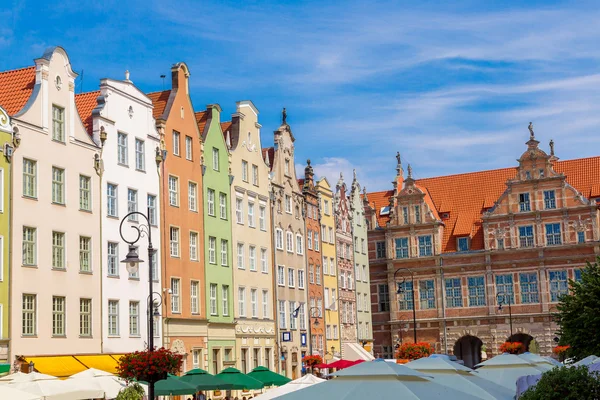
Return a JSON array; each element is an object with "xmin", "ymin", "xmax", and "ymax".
[
  {"xmin": 554, "ymin": 256, "xmax": 600, "ymax": 361},
  {"xmin": 520, "ymin": 366, "xmax": 600, "ymax": 400},
  {"xmin": 115, "ymin": 383, "xmax": 145, "ymax": 400}
]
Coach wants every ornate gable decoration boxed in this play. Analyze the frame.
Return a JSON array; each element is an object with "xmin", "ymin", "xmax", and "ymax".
[
  {"xmin": 0, "ymin": 107, "xmax": 11, "ymax": 134},
  {"xmin": 390, "ymin": 163, "xmax": 439, "ymax": 226}
]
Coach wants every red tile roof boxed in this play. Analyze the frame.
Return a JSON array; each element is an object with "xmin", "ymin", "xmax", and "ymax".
[
  {"xmin": 262, "ymin": 147, "xmax": 274, "ymax": 171},
  {"xmin": 147, "ymin": 90, "xmax": 171, "ymax": 119},
  {"xmin": 367, "ymin": 156, "xmax": 600, "ymax": 252},
  {"xmin": 221, "ymin": 121, "xmax": 231, "ymax": 134},
  {"xmin": 0, "ymin": 66, "xmax": 36, "ymax": 115},
  {"xmin": 195, "ymin": 111, "xmax": 208, "ymax": 135},
  {"xmin": 74, "ymin": 91, "xmax": 100, "ymax": 136}
]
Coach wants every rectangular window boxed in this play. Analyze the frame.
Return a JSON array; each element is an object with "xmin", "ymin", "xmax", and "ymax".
[
  {"xmin": 189, "ymin": 232, "xmax": 198, "ymax": 261},
  {"xmin": 520, "ymin": 272, "xmax": 539, "ymax": 303},
  {"xmin": 52, "ymin": 231, "xmax": 65, "ymax": 269},
  {"xmin": 171, "ymin": 278, "xmax": 181, "ymax": 313},
  {"xmin": 308, "ymin": 231, "xmax": 313, "ymax": 250},
  {"xmin": 279, "ymin": 301, "xmax": 286, "ymax": 329},
  {"xmin": 23, "ymin": 158, "xmax": 37, "ymax": 198},
  {"xmin": 299, "ymin": 303, "xmax": 306, "ymax": 330},
  {"xmin": 237, "ymin": 243, "xmax": 245, "ymax": 269},
  {"xmin": 298, "ymin": 269, "xmax": 305, "ymax": 289},
  {"xmin": 497, "ymin": 238, "xmax": 505, "ymax": 250},
  {"xmin": 445, "ymin": 278, "xmax": 463, "ymax": 308},
  {"xmin": 259, "ymin": 206, "xmax": 266, "ymax": 231},
  {"xmin": 207, "ymin": 189, "xmax": 215, "ymax": 216},
  {"xmin": 418, "ymin": 235, "xmax": 433, "ymax": 256},
  {"xmin": 544, "ymin": 190, "xmax": 556, "ymax": 209},
  {"xmin": 457, "ymin": 237, "xmax": 469, "ymax": 252},
  {"xmin": 495, "ymin": 274, "xmax": 514, "ymax": 304},
  {"xmin": 238, "ymin": 287, "xmax": 246, "ymax": 317},
  {"xmin": 52, "ymin": 167, "xmax": 65, "ymax": 204},
  {"xmin": 151, "ymin": 251, "xmax": 158, "ymax": 282},
  {"xmin": 212, "ymin": 147, "xmax": 219, "ymax": 170},
  {"xmin": 221, "ymin": 239, "xmax": 228, "ymax": 266},
  {"xmin": 574, "ymin": 269, "xmax": 582, "ymax": 282},
  {"xmin": 415, "ymin": 205, "xmax": 421, "ymax": 223},
  {"xmin": 22, "ymin": 294, "xmax": 36, "ymax": 335},
  {"xmin": 79, "ymin": 175, "xmax": 91, "ymax": 211},
  {"xmin": 361, "ymin": 238, "xmax": 365, "ymax": 254},
  {"xmin": 170, "ymin": 227, "xmax": 180, "ymax": 257},
  {"xmin": 108, "ymin": 300, "xmax": 119, "ymax": 336},
  {"xmin": 79, "ymin": 236, "xmax": 91, "ymax": 272},
  {"xmin": 107, "ymin": 183, "xmax": 118, "ymax": 217},
  {"xmin": 79, "ymin": 298, "xmax": 92, "ymax": 337},
  {"xmin": 468, "ymin": 276, "xmax": 486, "ymax": 306},
  {"xmin": 285, "ymin": 195, "xmax": 292, "ymax": 214},
  {"xmin": 286, "ymin": 232, "xmax": 293, "ymax": 252},
  {"xmin": 296, "ymin": 235, "xmax": 303, "ymax": 255},
  {"xmin": 578, "ymin": 231, "xmax": 586, "ymax": 243},
  {"xmin": 545, "ymin": 223, "xmax": 562, "ymax": 246},
  {"xmin": 129, "ymin": 301, "xmax": 140, "ymax": 336},
  {"xmin": 249, "ymin": 246, "xmax": 256, "ymax": 271},
  {"xmin": 117, "ymin": 132, "xmax": 128, "ymax": 165},
  {"xmin": 261, "ymin": 248, "xmax": 268, "ymax": 273},
  {"xmin": 107, "ymin": 242, "xmax": 118, "ymax": 276},
  {"xmin": 208, "ymin": 236, "xmax": 217, "ymax": 264},
  {"xmin": 127, "ymin": 189, "xmax": 138, "ymax": 221},
  {"xmin": 235, "ymin": 198, "xmax": 243, "ymax": 224},
  {"xmin": 376, "ymin": 241, "xmax": 386, "ymax": 259},
  {"xmin": 519, "ymin": 225, "xmax": 534, "ymax": 248},
  {"xmin": 363, "ymin": 265, "xmax": 367, "ymax": 282},
  {"xmin": 330, "ymin": 258, "xmax": 335, "ymax": 276},
  {"xmin": 173, "ymin": 131, "xmax": 180, "ymax": 156},
  {"xmin": 315, "ymin": 232, "xmax": 320, "ymax": 251},
  {"xmin": 549, "ymin": 270, "xmax": 568, "ymax": 302},
  {"xmin": 419, "ymin": 280, "xmax": 435, "ymax": 309},
  {"xmin": 324, "ymin": 200, "xmax": 330, "ymax": 215},
  {"xmin": 378, "ymin": 284, "xmax": 390, "ymax": 312},
  {"xmin": 252, "ymin": 164, "xmax": 259, "ymax": 185},
  {"xmin": 316, "ymin": 265, "xmax": 321, "ymax": 285},
  {"xmin": 289, "ymin": 301, "xmax": 297, "ymax": 330},
  {"xmin": 23, "ymin": 227, "xmax": 36, "ymax": 266},
  {"xmin": 185, "ymin": 136, "xmax": 193, "ymax": 160},
  {"xmin": 251, "ymin": 289, "xmax": 258, "ymax": 317},
  {"xmin": 329, "ymin": 227, "xmax": 334, "ymax": 243},
  {"xmin": 519, "ymin": 193, "xmax": 531, "ymax": 212},
  {"xmin": 219, "ymin": 193, "xmax": 227, "ymax": 219},
  {"xmin": 278, "ymin": 265, "xmax": 285, "ymax": 286},
  {"xmin": 210, "ymin": 284, "xmax": 217, "ymax": 315},
  {"xmin": 276, "ymin": 229, "xmax": 283, "ymax": 250},
  {"xmin": 248, "ymin": 202, "xmax": 255, "ymax": 227},
  {"xmin": 395, "ymin": 238, "xmax": 409, "ymax": 259},
  {"xmin": 262, "ymin": 290, "xmax": 269, "ymax": 318},
  {"xmin": 193, "ymin": 350, "xmax": 201, "ymax": 367},
  {"xmin": 222, "ymin": 285, "xmax": 229, "ymax": 316},
  {"xmin": 309, "ymin": 265, "xmax": 314, "ymax": 284},
  {"xmin": 147, "ymin": 195, "xmax": 157, "ymax": 225},
  {"xmin": 402, "ymin": 207, "xmax": 408, "ymax": 224},
  {"xmin": 323, "ymin": 257, "xmax": 328, "ymax": 275},
  {"xmin": 135, "ymin": 138, "xmax": 145, "ymax": 170},
  {"xmin": 188, "ymin": 182, "xmax": 198, "ymax": 211},
  {"xmin": 191, "ymin": 281, "xmax": 199, "ymax": 314},
  {"xmin": 397, "ymin": 281, "xmax": 413, "ymax": 310},
  {"xmin": 288, "ymin": 268, "xmax": 295, "ymax": 288},
  {"xmin": 168, "ymin": 176, "xmax": 179, "ymax": 207},
  {"xmin": 52, "ymin": 105, "xmax": 65, "ymax": 142},
  {"xmin": 242, "ymin": 160, "xmax": 248, "ymax": 182},
  {"xmin": 52, "ymin": 296, "xmax": 66, "ymax": 336}
]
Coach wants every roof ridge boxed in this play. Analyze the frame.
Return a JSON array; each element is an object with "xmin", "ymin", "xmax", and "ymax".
[
  {"xmin": 146, "ymin": 89, "xmax": 170, "ymax": 96},
  {"xmin": 0, "ymin": 65, "xmax": 35, "ymax": 76}
]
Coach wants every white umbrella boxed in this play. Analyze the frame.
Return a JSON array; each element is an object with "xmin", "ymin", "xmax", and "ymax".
[
  {"xmin": 518, "ymin": 352, "xmax": 557, "ymax": 369},
  {"xmin": 69, "ymin": 367, "xmax": 114, "ymax": 378},
  {"xmin": 0, "ymin": 384, "xmax": 41, "ymax": 400},
  {"xmin": 406, "ymin": 357, "xmax": 514, "ymax": 400},
  {"xmin": 572, "ymin": 355, "xmax": 598, "ymax": 366},
  {"xmin": 0, "ymin": 372, "xmax": 58, "ymax": 383},
  {"xmin": 10, "ymin": 378, "xmax": 105, "ymax": 400},
  {"xmin": 253, "ymin": 374, "xmax": 325, "ymax": 400},
  {"xmin": 474, "ymin": 354, "xmax": 548, "ymax": 391},
  {"xmin": 275, "ymin": 360, "xmax": 483, "ymax": 400}
]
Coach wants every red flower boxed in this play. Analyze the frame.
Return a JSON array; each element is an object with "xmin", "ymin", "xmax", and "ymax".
[
  {"xmin": 396, "ymin": 342, "xmax": 433, "ymax": 360},
  {"xmin": 553, "ymin": 345, "xmax": 570, "ymax": 355},
  {"xmin": 302, "ymin": 355, "xmax": 323, "ymax": 367},
  {"xmin": 499, "ymin": 342, "xmax": 525, "ymax": 354},
  {"xmin": 117, "ymin": 347, "xmax": 183, "ymax": 382}
]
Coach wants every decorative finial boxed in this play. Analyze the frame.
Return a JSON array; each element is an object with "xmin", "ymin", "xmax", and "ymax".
[
  {"xmin": 353, "ymin": 169, "xmax": 357, "ymax": 180},
  {"xmin": 340, "ymin": 172, "xmax": 343, "ymax": 180},
  {"xmin": 407, "ymin": 164, "xmax": 413, "ymax": 178},
  {"xmin": 282, "ymin": 107, "xmax": 287, "ymax": 125},
  {"xmin": 125, "ymin": 70, "xmax": 130, "ymax": 81},
  {"xmin": 528, "ymin": 122, "xmax": 534, "ymax": 140},
  {"xmin": 307, "ymin": 159, "xmax": 311, "ymax": 166},
  {"xmin": 549, "ymin": 139, "xmax": 555, "ymax": 156},
  {"xmin": 396, "ymin": 152, "xmax": 401, "ymax": 165},
  {"xmin": 363, "ymin": 186, "xmax": 367, "ymax": 195}
]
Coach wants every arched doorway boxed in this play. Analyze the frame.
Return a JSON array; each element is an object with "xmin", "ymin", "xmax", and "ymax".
[
  {"xmin": 454, "ymin": 335, "xmax": 483, "ymax": 368},
  {"xmin": 507, "ymin": 333, "xmax": 535, "ymax": 353}
]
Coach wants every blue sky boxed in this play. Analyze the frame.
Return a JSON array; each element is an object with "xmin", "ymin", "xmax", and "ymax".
[{"xmin": 2, "ymin": 0, "xmax": 600, "ymax": 191}]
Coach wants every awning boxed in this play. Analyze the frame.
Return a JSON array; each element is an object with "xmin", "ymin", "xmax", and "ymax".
[
  {"xmin": 73, "ymin": 355, "xmax": 119, "ymax": 374},
  {"xmin": 25, "ymin": 356, "xmax": 87, "ymax": 378},
  {"xmin": 342, "ymin": 342, "xmax": 375, "ymax": 362},
  {"xmin": 0, "ymin": 363, "xmax": 10, "ymax": 374}
]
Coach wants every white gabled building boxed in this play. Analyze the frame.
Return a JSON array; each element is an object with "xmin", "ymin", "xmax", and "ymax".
[{"xmin": 78, "ymin": 71, "xmax": 162, "ymax": 353}]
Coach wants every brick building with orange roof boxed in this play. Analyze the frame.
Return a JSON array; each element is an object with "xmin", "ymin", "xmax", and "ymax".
[{"xmin": 365, "ymin": 125, "xmax": 600, "ymax": 367}]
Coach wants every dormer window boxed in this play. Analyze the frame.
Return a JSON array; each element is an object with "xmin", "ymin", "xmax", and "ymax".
[
  {"xmin": 497, "ymin": 238, "xmax": 505, "ymax": 250},
  {"xmin": 402, "ymin": 207, "xmax": 408, "ymax": 224},
  {"xmin": 414, "ymin": 205, "xmax": 421, "ymax": 223},
  {"xmin": 52, "ymin": 105, "xmax": 65, "ymax": 143},
  {"xmin": 543, "ymin": 190, "xmax": 556, "ymax": 209},
  {"xmin": 525, "ymin": 170, "xmax": 531, "ymax": 180},
  {"xmin": 457, "ymin": 237, "xmax": 470, "ymax": 252},
  {"xmin": 284, "ymin": 159, "xmax": 290, "ymax": 175},
  {"xmin": 519, "ymin": 193, "xmax": 531, "ymax": 212},
  {"xmin": 539, "ymin": 169, "xmax": 545, "ymax": 178},
  {"xmin": 379, "ymin": 206, "xmax": 390, "ymax": 216},
  {"xmin": 441, "ymin": 212, "xmax": 450, "ymax": 220}
]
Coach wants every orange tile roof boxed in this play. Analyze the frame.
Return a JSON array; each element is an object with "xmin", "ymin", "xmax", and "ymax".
[
  {"xmin": 74, "ymin": 91, "xmax": 100, "ymax": 136},
  {"xmin": 221, "ymin": 121, "xmax": 231, "ymax": 134},
  {"xmin": 147, "ymin": 90, "xmax": 171, "ymax": 119},
  {"xmin": 0, "ymin": 66, "xmax": 36, "ymax": 115},
  {"xmin": 262, "ymin": 147, "xmax": 274, "ymax": 171},
  {"xmin": 195, "ymin": 111, "xmax": 208, "ymax": 135},
  {"xmin": 368, "ymin": 156, "xmax": 600, "ymax": 252}
]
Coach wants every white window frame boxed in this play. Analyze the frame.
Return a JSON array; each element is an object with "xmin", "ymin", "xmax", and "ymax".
[
  {"xmin": 207, "ymin": 189, "xmax": 215, "ymax": 216},
  {"xmin": 236, "ymin": 198, "xmax": 244, "ymax": 224},
  {"xmin": 249, "ymin": 245, "xmax": 256, "ymax": 271},
  {"xmin": 260, "ymin": 248, "xmax": 268, "ymax": 273},
  {"xmin": 238, "ymin": 287, "xmax": 246, "ymax": 317},
  {"xmin": 275, "ymin": 229, "xmax": 283, "ymax": 250},
  {"xmin": 296, "ymin": 234, "xmax": 303, "ymax": 255},
  {"xmin": 210, "ymin": 284, "xmax": 218, "ymax": 315},
  {"xmin": 208, "ymin": 237, "xmax": 216, "ymax": 264},
  {"xmin": 286, "ymin": 231, "xmax": 294, "ymax": 253},
  {"xmin": 277, "ymin": 265, "xmax": 285, "ymax": 286},
  {"xmin": 191, "ymin": 281, "xmax": 199, "ymax": 314},
  {"xmin": 189, "ymin": 231, "xmax": 198, "ymax": 261},
  {"xmin": 259, "ymin": 205, "xmax": 266, "ymax": 231},
  {"xmin": 248, "ymin": 202, "xmax": 255, "ymax": 228},
  {"xmin": 168, "ymin": 176, "xmax": 179, "ymax": 207},
  {"xmin": 288, "ymin": 267, "xmax": 295, "ymax": 288},
  {"xmin": 219, "ymin": 193, "xmax": 227, "ymax": 219},
  {"xmin": 237, "ymin": 243, "xmax": 245, "ymax": 269},
  {"xmin": 251, "ymin": 288, "xmax": 258, "ymax": 317},
  {"xmin": 170, "ymin": 227, "xmax": 180, "ymax": 257},
  {"xmin": 185, "ymin": 135, "xmax": 193, "ymax": 160},
  {"xmin": 222, "ymin": 285, "xmax": 229, "ymax": 316},
  {"xmin": 171, "ymin": 278, "xmax": 181, "ymax": 313},
  {"xmin": 173, "ymin": 131, "xmax": 180, "ymax": 156},
  {"xmin": 135, "ymin": 138, "xmax": 145, "ymax": 171},
  {"xmin": 221, "ymin": 239, "xmax": 228, "ymax": 266},
  {"xmin": 188, "ymin": 182, "xmax": 198, "ymax": 212},
  {"xmin": 117, "ymin": 132, "xmax": 128, "ymax": 165}
]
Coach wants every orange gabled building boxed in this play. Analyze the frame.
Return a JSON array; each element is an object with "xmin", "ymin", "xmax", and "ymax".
[
  {"xmin": 365, "ymin": 127, "xmax": 600, "ymax": 367},
  {"xmin": 148, "ymin": 63, "xmax": 207, "ymax": 370}
]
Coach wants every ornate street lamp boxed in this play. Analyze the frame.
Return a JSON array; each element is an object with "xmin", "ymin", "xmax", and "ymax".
[
  {"xmin": 394, "ymin": 268, "xmax": 417, "ymax": 343},
  {"xmin": 497, "ymin": 292, "xmax": 513, "ymax": 339}
]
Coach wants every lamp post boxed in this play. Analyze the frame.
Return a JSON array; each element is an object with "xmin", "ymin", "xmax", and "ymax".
[
  {"xmin": 120, "ymin": 209, "xmax": 157, "ymax": 400},
  {"xmin": 497, "ymin": 292, "xmax": 513, "ymax": 339},
  {"xmin": 394, "ymin": 268, "xmax": 417, "ymax": 343},
  {"xmin": 307, "ymin": 306, "xmax": 321, "ymax": 359}
]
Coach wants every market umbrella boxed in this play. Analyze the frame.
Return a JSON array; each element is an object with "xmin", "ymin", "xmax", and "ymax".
[
  {"xmin": 180, "ymin": 368, "xmax": 233, "ymax": 390},
  {"xmin": 253, "ymin": 374, "xmax": 325, "ymax": 400},
  {"xmin": 153, "ymin": 374, "xmax": 198, "ymax": 396},
  {"xmin": 276, "ymin": 360, "xmax": 483, "ymax": 400},
  {"xmin": 518, "ymin": 352, "xmax": 557, "ymax": 369},
  {"xmin": 473, "ymin": 354, "xmax": 549, "ymax": 391},
  {"xmin": 0, "ymin": 384, "xmax": 41, "ymax": 400},
  {"xmin": 0, "ymin": 372, "xmax": 57, "ymax": 383},
  {"xmin": 326, "ymin": 359, "xmax": 356, "ymax": 369},
  {"xmin": 9, "ymin": 378, "xmax": 105, "ymax": 400},
  {"xmin": 216, "ymin": 367, "xmax": 265, "ymax": 390},
  {"xmin": 69, "ymin": 368, "xmax": 137, "ymax": 399},
  {"xmin": 247, "ymin": 366, "xmax": 291, "ymax": 386},
  {"xmin": 406, "ymin": 356, "xmax": 514, "ymax": 400}
]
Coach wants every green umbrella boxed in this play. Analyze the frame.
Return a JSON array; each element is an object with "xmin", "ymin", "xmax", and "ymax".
[
  {"xmin": 153, "ymin": 373, "xmax": 198, "ymax": 396},
  {"xmin": 180, "ymin": 368, "xmax": 234, "ymax": 390},
  {"xmin": 216, "ymin": 367, "xmax": 265, "ymax": 390},
  {"xmin": 247, "ymin": 366, "xmax": 291, "ymax": 386}
]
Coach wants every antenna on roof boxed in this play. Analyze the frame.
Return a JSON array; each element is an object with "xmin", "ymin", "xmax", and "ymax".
[
  {"xmin": 160, "ymin": 74, "xmax": 166, "ymax": 90},
  {"xmin": 78, "ymin": 69, "xmax": 84, "ymax": 93}
]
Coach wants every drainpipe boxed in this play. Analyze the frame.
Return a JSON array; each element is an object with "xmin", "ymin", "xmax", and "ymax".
[
  {"xmin": 350, "ymin": 218, "xmax": 359, "ymax": 344},
  {"xmin": 7, "ymin": 128, "xmax": 15, "ymax": 364},
  {"xmin": 96, "ymin": 134, "xmax": 105, "ymax": 354},
  {"xmin": 440, "ymin": 257, "xmax": 448, "ymax": 354},
  {"xmin": 270, "ymin": 187, "xmax": 281, "ymax": 373}
]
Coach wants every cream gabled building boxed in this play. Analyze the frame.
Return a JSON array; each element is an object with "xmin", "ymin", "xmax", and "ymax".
[
  {"xmin": 3, "ymin": 47, "xmax": 102, "ymax": 357},
  {"xmin": 227, "ymin": 101, "xmax": 276, "ymax": 374}
]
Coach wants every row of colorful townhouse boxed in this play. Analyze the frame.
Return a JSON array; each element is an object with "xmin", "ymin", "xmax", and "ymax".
[{"xmin": 0, "ymin": 46, "xmax": 374, "ymax": 378}]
